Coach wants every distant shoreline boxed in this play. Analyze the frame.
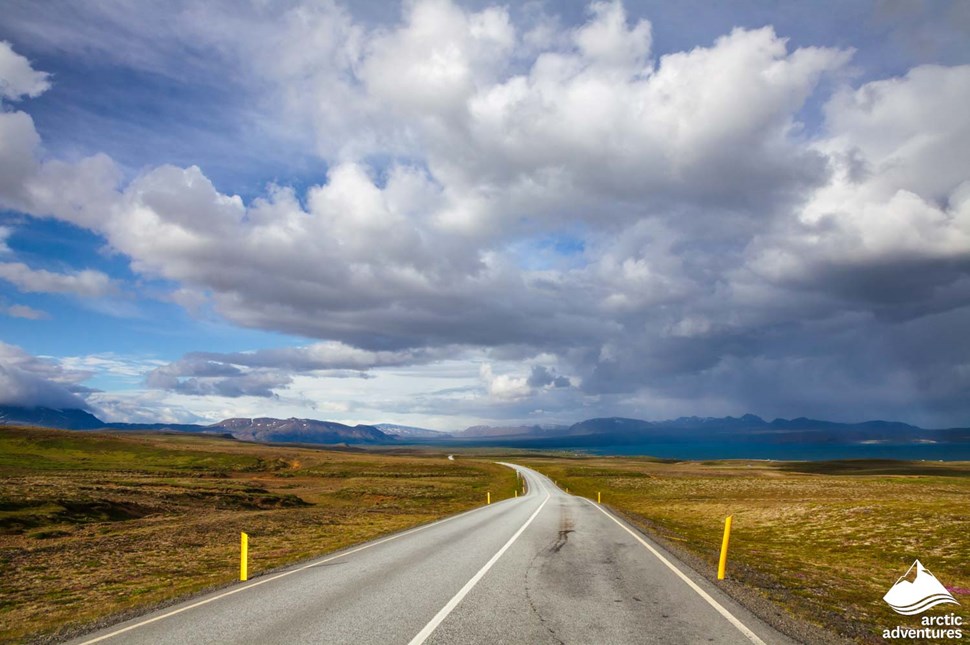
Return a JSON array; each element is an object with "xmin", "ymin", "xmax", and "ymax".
[{"xmin": 578, "ymin": 441, "xmax": 970, "ymax": 461}]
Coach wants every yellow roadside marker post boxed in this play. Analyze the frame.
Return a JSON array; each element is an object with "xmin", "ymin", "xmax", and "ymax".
[
  {"xmin": 515, "ymin": 490, "xmax": 518, "ymax": 498},
  {"xmin": 597, "ymin": 491, "xmax": 601, "ymax": 504},
  {"xmin": 717, "ymin": 516, "xmax": 733, "ymax": 580},
  {"xmin": 240, "ymin": 532, "xmax": 249, "ymax": 581},
  {"xmin": 487, "ymin": 491, "xmax": 491, "ymax": 505}
]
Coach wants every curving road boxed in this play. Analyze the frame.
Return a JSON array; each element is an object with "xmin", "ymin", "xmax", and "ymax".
[{"xmin": 71, "ymin": 465, "xmax": 795, "ymax": 645}]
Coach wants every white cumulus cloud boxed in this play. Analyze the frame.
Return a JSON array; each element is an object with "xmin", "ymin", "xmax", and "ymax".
[
  {"xmin": 0, "ymin": 41, "xmax": 50, "ymax": 100},
  {"xmin": 0, "ymin": 262, "xmax": 117, "ymax": 297}
]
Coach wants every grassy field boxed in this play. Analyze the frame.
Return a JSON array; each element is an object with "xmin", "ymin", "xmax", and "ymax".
[
  {"xmin": 0, "ymin": 427, "xmax": 518, "ymax": 644},
  {"xmin": 521, "ymin": 456, "xmax": 970, "ymax": 644}
]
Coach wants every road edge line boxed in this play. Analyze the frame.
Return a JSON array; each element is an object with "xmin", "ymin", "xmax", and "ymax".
[{"xmin": 582, "ymin": 498, "xmax": 767, "ymax": 645}]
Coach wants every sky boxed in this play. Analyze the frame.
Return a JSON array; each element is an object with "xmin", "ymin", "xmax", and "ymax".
[{"xmin": 0, "ymin": 0, "xmax": 968, "ymax": 430}]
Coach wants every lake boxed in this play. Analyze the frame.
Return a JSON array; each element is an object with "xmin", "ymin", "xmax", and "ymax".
[{"xmin": 580, "ymin": 441, "xmax": 970, "ymax": 461}]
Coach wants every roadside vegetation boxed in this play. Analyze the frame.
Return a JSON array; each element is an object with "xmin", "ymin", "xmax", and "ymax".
[
  {"xmin": 0, "ymin": 426, "xmax": 517, "ymax": 643},
  {"xmin": 522, "ymin": 456, "xmax": 970, "ymax": 644}
]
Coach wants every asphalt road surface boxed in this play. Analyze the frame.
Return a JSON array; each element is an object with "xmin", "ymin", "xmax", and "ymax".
[{"xmin": 71, "ymin": 464, "xmax": 796, "ymax": 645}]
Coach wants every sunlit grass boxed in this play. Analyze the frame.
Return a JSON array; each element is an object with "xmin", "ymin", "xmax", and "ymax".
[
  {"xmin": 0, "ymin": 427, "xmax": 517, "ymax": 643},
  {"xmin": 521, "ymin": 456, "xmax": 970, "ymax": 642}
]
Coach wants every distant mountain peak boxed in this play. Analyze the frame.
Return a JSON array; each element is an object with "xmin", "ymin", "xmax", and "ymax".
[
  {"xmin": 207, "ymin": 417, "xmax": 393, "ymax": 444},
  {"xmin": 0, "ymin": 405, "xmax": 105, "ymax": 430},
  {"xmin": 374, "ymin": 423, "xmax": 452, "ymax": 439}
]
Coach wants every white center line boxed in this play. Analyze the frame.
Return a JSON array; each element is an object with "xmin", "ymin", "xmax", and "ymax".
[
  {"xmin": 583, "ymin": 498, "xmax": 767, "ymax": 645},
  {"xmin": 408, "ymin": 473, "xmax": 550, "ymax": 645}
]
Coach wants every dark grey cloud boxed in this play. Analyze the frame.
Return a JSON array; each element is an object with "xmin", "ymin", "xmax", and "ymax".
[
  {"xmin": 145, "ymin": 358, "xmax": 265, "ymax": 397},
  {"xmin": 0, "ymin": 364, "xmax": 88, "ymax": 408},
  {"xmin": 168, "ymin": 372, "xmax": 291, "ymax": 399},
  {"xmin": 527, "ymin": 365, "xmax": 571, "ymax": 389},
  {"xmin": 167, "ymin": 359, "xmax": 243, "ymax": 379},
  {"xmin": 143, "ymin": 342, "xmax": 406, "ymax": 398},
  {"xmin": 188, "ymin": 343, "xmax": 447, "ymax": 371},
  {"xmin": 0, "ymin": 343, "xmax": 92, "ymax": 409}
]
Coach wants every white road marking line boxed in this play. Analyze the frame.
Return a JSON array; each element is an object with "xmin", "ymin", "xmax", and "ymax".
[
  {"xmin": 77, "ymin": 497, "xmax": 518, "ymax": 644},
  {"xmin": 583, "ymin": 499, "xmax": 767, "ymax": 645},
  {"xmin": 408, "ymin": 475, "xmax": 551, "ymax": 645}
]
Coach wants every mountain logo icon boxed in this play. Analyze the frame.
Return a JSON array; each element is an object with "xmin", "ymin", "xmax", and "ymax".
[{"xmin": 883, "ymin": 560, "xmax": 960, "ymax": 615}]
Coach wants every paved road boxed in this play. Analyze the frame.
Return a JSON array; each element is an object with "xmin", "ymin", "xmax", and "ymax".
[{"xmin": 72, "ymin": 465, "xmax": 795, "ymax": 645}]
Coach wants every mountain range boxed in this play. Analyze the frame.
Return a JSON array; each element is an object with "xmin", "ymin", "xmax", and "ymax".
[
  {"xmin": 1, "ymin": 405, "xmax": 967, "ymax": 448},
  {"xmin": 373, "ymin": 423, "xmax": 451, "ymax": 439},
  {"xmin": 211, "ymin": 417, "xmax": 390, "ymax": 444},
  {"xmin": 455, "ymin": 415, "xmax": 970, "ymax": 448},
  {"xmin": 459, "ymin": 424, "xmax": 570, "ymax": 438},
  {"xmin": 0, "ymin": 405, "xmax": 393, "ymax": 445}
]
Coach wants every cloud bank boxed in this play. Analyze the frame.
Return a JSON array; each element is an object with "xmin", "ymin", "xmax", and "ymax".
[
  {"xmin": 0, "ymin": 1, "xmax": 968, "ymax": 426},
  {"xmin": 0, "ymin": 342, "xmax": 92, "ymax": 409}
]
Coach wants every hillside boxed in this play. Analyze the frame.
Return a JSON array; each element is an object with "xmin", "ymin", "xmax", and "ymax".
[
  {"xmin": 211, "ymin": 417, "xmax": 392, "ymax": 444},
  {"xmin": 374, "ymin": 423, "xmax": 452, "ymax": 439}
]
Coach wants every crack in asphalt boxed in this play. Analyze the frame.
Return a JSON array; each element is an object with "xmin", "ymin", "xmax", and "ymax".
[{"xmin": 522, "ymin": 504, "xmax": 575, "ymax": 644}]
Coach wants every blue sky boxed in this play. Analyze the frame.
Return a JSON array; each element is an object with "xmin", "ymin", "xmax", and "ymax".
[{"xmin": 1, "ymin": 0, "xmax": 968, "ymax": 429}]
